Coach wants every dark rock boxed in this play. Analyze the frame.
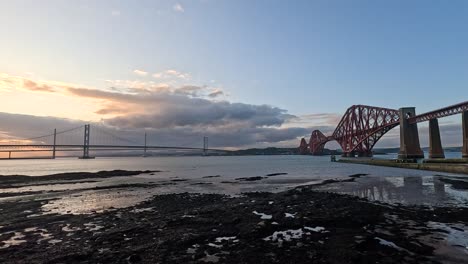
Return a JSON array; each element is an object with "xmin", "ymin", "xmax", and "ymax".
[
  {"xmin": 235, "ymin": 176, "xmax": 265, "ymax": 181},
  {"xmin": 266, "ymin": 173, "xmax": 288, "ymax": 177},
  {"xmin": 127, "ymin": 254, "xmax": 142, "ymax": 263}
]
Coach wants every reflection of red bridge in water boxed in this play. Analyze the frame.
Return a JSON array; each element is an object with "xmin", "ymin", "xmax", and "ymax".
[{"xmin": 299, "ymin": 101, "xmax": 468, "ymax": 159}]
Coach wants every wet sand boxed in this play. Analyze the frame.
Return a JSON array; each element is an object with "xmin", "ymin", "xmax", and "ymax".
[{"xmin": 1, "ymin": 170, "xmax": 467, "ymax": 263}]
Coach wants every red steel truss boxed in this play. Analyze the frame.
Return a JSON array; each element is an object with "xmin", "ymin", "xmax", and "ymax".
[
  {"xmin": 301, "ymin": 105, "xmax": 400, "ymax": 156},
  {"xmin": 409, "ymin": 101, "xmax": 468, "ymax": 124},
  {"xmin": 299, "ymin": 101, "xmax": 467, "ymax": 156},
  {"xmin": 309, "ymin": 130, "xmax": 329, "ymax": 155},
  {"xmin": 299, "ymin": 138, "xmax": 309, "ymax": 154},
  {"xmin": 332, "ymin": 105, "xmax": 400, "ymax": 155}
]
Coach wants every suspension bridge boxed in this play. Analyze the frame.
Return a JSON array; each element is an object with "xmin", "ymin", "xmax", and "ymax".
[
  {"xmin": 299, "ymin": 101, "xmax": 468, "ymax": 159},
  {"xmin": 0, "ymin": 124, "xmax": 227, "ymax": 159}
]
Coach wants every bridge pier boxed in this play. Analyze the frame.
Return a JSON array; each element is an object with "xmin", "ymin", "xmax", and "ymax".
[
  {"xmin": 52, "ymin": 129, "xmax": 56, "ymax": 159},
  {"xmin": 79, "ymin": 124, "xmax": 94, "ymax": 159},
  {"xmin": 342, "ymin": 151, "xmax": 356, "ymax": 157},
  {"xmin": 357, "ymin": 151, "xmax": 372, "ymax": 157},
  {"xmin": 463, "ymin": 111, "xmax": 468, "ymax": 158},
  {"xmin": 428, "ymin": 119, "xmax": 445, "ymax": 159},
  {"xmin": 143, "ymin": 132, "xmax": 147, "ymax": 157},
  {"xmin": 203, "ymin": 136, "xmax": 208, "ymax": 156},
  {"xmin": 398, "ymin": 107, "xmax": 424, "ymax": 160},
  {"xmin": 299, "ymin": 138, "xmax": 309, "ymax": 155}
]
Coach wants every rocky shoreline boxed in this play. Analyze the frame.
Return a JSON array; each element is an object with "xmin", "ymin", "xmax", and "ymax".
[{"xmin": 1, "ymin": 175, "xmax": 467, "ymax": 263}]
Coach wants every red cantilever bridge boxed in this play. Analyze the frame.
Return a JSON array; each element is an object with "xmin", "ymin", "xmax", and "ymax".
[{"xmin": 299, "ymin": 101, "xmax": 468, "ymax": 159}]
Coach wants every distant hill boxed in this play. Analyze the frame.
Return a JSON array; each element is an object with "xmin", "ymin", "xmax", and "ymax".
[
  {"xmin": 226, "ymin": 147, "xmax": 342, "ymax": 156},
  {"xmin": 228, "ymin": 146, "xmax": 464, "ymax": 156},
  {"xmin": 226, "ymin": 147, "xmax": 298, "ymax": 156},
  {"xmin": 60, "ymin": 146, "xmax": 463, "ymax": 158}
]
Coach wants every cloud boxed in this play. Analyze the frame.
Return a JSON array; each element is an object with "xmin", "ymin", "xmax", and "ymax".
[
  {"xmin": 0, "ymin": 112, "xmax": 85, "ymax": 144},
  {"xmin": 3, "ymin": 72, "xmax": 466, "ymax": 150},
  {"xmin": 0, "ymin": 73, "xmax": 58, "ymax": 93},
  {"xmin": 22, "ymin": 79, "xmax": 55, "ymax": 92},
  {"xmin": 153, "ymin": 69, "xmax": 190, "ymax": 80},
  {"xmin": 111, "ymin": 10, "xmax": 121, "ymax": 16},
  {"xmin": 208, "ymin": 89, "xmax": 224, "ymax": 98},
  {"xmin": 133, "ymin": 69, "xmax": 148, "ymax": 76},
  {"xmin": 285, "ymin": 113, "xmax": 341, "ymax": 135},
  {"xmin": 173, "ymin": 85, "xmax": 204, "ymax": 97},
  {"xmin": 173, "ymin": 3, "xmax": 184, "ymax": 13},
  {"xmin": 0, "ymin": 111, "xmax": 307, "ymax": 148},
  {"xmin": 0, "ymin": 73, "xmax": 306, "ymax": 148}
]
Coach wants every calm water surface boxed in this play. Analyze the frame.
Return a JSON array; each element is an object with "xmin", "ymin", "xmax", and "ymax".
[{"xmin": 0, "ymin": 155, "xmax": 467, "ymax": 214}]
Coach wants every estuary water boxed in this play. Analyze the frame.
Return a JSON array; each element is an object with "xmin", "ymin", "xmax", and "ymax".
[{"xmin": 0, "ymin": 155, "xmax": 467, "ymax": 214}]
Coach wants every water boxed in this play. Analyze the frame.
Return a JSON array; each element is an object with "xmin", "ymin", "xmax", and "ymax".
[
  {"xmin": 376, "ymin": 151, "xmax": 464, "ymax": 160},
  {"xmin": 0, "ymin": 155, "xmax": 467, "ymax": 214},
  {"xmin": 1, "ymin": 155, "xmax": 467, "ymax": 261},
  {"xmin": 0, "ymin": 154, "xmax": 463, "ymax": 176}
]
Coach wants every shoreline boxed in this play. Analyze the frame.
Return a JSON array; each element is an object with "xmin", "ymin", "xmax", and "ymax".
[
  {"xmin": 0, "ymin": 180, "xmax": 467, "ymax": 263},
  {"xmin": 0, "ymin": 170, "xmax": 467, "ymax": 263},
  {"xmin": 338, "ymin": 158, "xmax": 468, "ymax": 175}
]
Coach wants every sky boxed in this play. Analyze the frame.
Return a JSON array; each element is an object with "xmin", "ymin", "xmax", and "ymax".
[{"xmin": 0, "ymin": 0, "xmax": 467, "ymax": 149}]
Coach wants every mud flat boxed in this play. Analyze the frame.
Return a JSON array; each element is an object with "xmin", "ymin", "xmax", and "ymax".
[
  {"xmin": 339, "ymin": 159, "xmax": 468, "ymax": 175},
  {"xmin": 0, "ymin": 183, "xmax": 467, "ymax": 263}
]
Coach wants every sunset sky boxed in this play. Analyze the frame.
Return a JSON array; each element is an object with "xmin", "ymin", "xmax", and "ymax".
[{"xmin": 1, "ymin": 0, "xmax": 467, "ymax": 149}]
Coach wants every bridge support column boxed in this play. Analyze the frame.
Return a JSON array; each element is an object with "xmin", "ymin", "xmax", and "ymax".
[
  {"xmin": 343, "ymin": 151, "xmax": 356, "ymax": 157},
  {"xmin": 398, "ymin": 107, "xmax": 424, "ymax": 160},
  {"xmin": 428, "ymin": 119, "xmax": 445, "ymax": 159},
  {"xmin": 463, "ymin": 111, "xmax": 468, "ymax": 158},
  {"xmin": 52, "ymin": 128, "xmax": 57, "ymax": 159},
  {"xmin": 357, "ymin": 151, "xmax": 372, "ymax": 157},
  {"xmin": 143, "ymin": 132, "xmax": 147, "ymax": 157},
  {"xmin": 80, "ymin": 124, "xmax": 93, "ymax": 159},
  {"xmin": 203, "ymin": 136, "xmax": 208, "ymax": 156}
]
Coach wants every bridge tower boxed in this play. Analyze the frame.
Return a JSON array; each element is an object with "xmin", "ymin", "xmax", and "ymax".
[
  {"xmin": 428, "ymin": 119, "xmax": 445, "ymax": 159},
  {"xmin": 143, "ymin": 132, "xmax": 147, "ymax": 157},
  {"xmin": 463, "ymin": 111, "xmax": 468, "ymax": 158},
  {"xmin": 52, "ymin": 128, "xmax": 57, "ymax": 159},
  {"xmin": 398, "ymin": 107, "xmax": 424, "ymax": 159},
  {"xmin": 203, "ymin": 136, "xmax": 208, "ymax": 156},
  {"xmin": 80, "ymin": 124, "xmax": 93, "ymax": 159}
]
